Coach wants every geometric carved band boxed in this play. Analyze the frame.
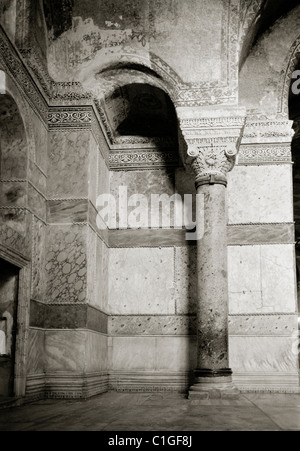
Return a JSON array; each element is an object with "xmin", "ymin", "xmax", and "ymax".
[{"xmin": 194, "ymin": 368, "xmax": 233, "ymax": 378}]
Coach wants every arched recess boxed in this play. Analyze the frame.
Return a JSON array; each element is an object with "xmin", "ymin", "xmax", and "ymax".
[
  {"xmin": 98, "ymin": 62, "xmax": 188, "ymax": 231},
  {"xmin": 0, "ymin": 68, "xmax": 32, "ymax": 398},
  {"xmin": 95, "ymin": 62, "xmax": 180, "ymax": 149},
  {"xmin": 288, "ymin": 53, "xmax": 300, "ymax": 312}
]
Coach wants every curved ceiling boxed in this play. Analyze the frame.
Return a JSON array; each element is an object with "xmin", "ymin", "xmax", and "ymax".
[{"xmin": 240, "ymin": 0, "xmax": 300, "ymax": 68}]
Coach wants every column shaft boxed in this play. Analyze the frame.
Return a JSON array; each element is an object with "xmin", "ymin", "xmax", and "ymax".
[{"xmin": 196, "ymin": 183, "xmax": 229, "ymax": 372}]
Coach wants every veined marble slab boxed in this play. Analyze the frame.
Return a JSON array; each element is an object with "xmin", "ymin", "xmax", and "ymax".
[
  {"xmin": 108, "ymin": 247, "xmax": 175, "ymax": 315},
  {"xmin": 229, "ymin": 336, "xmax": 299, "ymax": 373},
  {"xmin": 227, "ymin": 165, "xmax": 293, "ymax": 224},
  {"xmin": 110, "ymin": 336, "xmax": 196, "ymax": 372},
  {"xmin": 228, "ymin": 244, "xmax": 297, "ymax": 314}
]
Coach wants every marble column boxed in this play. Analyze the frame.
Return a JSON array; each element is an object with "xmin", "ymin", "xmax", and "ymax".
[{"xmin": 177, "ymin": 107, "xmax": 246, "ymax": 400}]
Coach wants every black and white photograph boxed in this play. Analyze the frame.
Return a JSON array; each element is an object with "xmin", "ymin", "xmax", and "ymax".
[{"xmin": 0, "ymin": 0, "xmax": 300, "ymax": 436}]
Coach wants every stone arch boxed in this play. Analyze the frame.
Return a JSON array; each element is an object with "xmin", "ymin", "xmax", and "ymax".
[
  {"xmin": 0, "ymin": 68, "xmax": 33, "ymax": 398},
  {"xmin": 0, "ymin": 66, "xmax": 35, "ymax": 163},
  {"xmin": 278, "ymin": 36, "xmax": 300, "ymax": 117},
  {"xmin": 94, "ymin": 60, "xmax": 181, "ymax": 148}
]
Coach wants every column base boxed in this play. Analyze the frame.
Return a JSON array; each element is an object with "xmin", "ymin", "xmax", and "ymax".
[{"xmin": 188, "ymin": 369, "xmax": 240, "ymax": 401}]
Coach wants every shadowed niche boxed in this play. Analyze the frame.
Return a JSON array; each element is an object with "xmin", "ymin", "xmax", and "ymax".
[{"xmin": 106, "ymin": 83, "xmax": 178, "ymax": 139}]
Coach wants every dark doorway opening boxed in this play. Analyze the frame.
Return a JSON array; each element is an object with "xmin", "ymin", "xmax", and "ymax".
[{"xmin": 0, "ymin": 258, "xmax": 19, "ymax": 397}]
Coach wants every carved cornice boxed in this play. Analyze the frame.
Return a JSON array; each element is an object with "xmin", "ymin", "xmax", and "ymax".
[
  {"xmin": 48, "ymin": 108, "xmax": 93, "ymax": 129},
  {"xmin": 238, "ymin": 144, "xmax": 292, "ymax": 165},
  {"xmin": 109, "ymin": 150, "xmax": 179, "ymax": 170},
  {"xmin": 242, "ymin": 118, "xmax": 294, "ymax": 144}
]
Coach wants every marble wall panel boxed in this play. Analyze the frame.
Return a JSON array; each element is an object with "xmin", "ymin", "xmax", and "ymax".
[
  {"xmin": 28, "ymin": 159, "xmax": 47, "ymax": 197},
  {"xmin": 228, "ymin": 314, "xmax": 298, "ymax": 336},
  {"xmin": 108, "ymin": 315, "xmax": 197, "ymax": 336},
  {"xmin": 108, "ymin": 247, "xmax": 175, "ymax": 315},
  {"xmin": 28, "ymin": 183, "xmax": 46, "ymax": 221},
  {"xmin": 88, "ymin": 201, "xmax": 98, "ymax": 232},
  {"xmin": 110, "ymin": 336, "xmax": 196, "ymax": 372},
  {"xmin": 228, "ymin": 245, "xmax": 297, "ymax": 314},
  {"xmin": 47, "ymin": 199, "xmax": 88, "ymax": 224},
  {"xmin": 227, "ymin": 165, "xmax": 293, "ymax": 224},
  {"xmin": 0, "ymin": 209, "xmax": 31, "ymax": 257},
  {"xmin": 88, "ymin": 135, "xmax": 98, "ymax": 207},
  {"xmin": 31, "ymin": 110, "xmax": 48, "ymax": 175},
  {"xmin": 109, "ymin": 170, "xmax": 176, "ymax": 228},
  {"xmin": 95, "ymin": 238, "xmax": 109, "ymax": 312},
  {"xmin": 0, "ymin": 181, "xmax": 27, "ymax": 207},
  {"xmin": 260, "ymin": 244, "xmax": 297, "ymax": 313},
  {"xmin": 26, "ymin": 328, "xmax": 45, "ymax": 375},
  {"xmin": 98, "ymin": 150, "xmax": 110, "ymax": 198},
  {"xmin": 85, "ymin": 331, "xmax": 108, "ymax": 373},
  {"xmin": 109, "ymin": 337, "xmax": 156, "ymax": 371},
  {"xmin": 174, "ymin": 246, "xmax": 197, "ymax": 315},
  {"xmin": 47, "ymin": 130, "xmax": 90, "ymax": 198},
  {"xmin": 87, "ymin": 226, "xmax": 97, "ymax": 306},
  {"xmin": 227, "ymin": 223, "xmax": 295, "ymax": 245},
  {"xmin": 109, "ymin": 228, "xmax": 188, "ymax": 248},
  {"xmin": 175, "ymin": 167, "xmax": 196, "ymax": 230},
  {"xmin": 86, "ymin": 307, "xmax": 108, "ymax": 334},
  {"xmin": 0, "ymin": 96, "xmax": 27, "ymax": 179},
  {"xmin": 44, "ymin": 330, "xmax": 86, "ymax": 372},
  {"xmin": 31, "ymin": 217, "xmax": 47, "ymax": 301},
  {"xmin": 229, "ymin": 336, "xmax": 299, "ymax": 373},
  {"xmin": 45, "ymin": 224, "xmax": 87, "ymax": 303},
  {"xmin": 155, "ymin": 336, "xmax": 197, "ymax": 371}
]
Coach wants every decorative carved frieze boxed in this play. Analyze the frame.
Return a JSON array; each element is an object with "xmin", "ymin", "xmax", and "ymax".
[
  {"xmin": 242, "ymin": 119, "xmax": 294, "ymax": 144},
  {"xmin": 238, "ymin": 144, "xmax": 292, "ymax": 165},
  {"xmin": 109, "ymin": 151, "xmax": 179, "ymax": 170},
  {"xmin": 48, "ymin": 109, "xmax": 93, "ymax": 128}
]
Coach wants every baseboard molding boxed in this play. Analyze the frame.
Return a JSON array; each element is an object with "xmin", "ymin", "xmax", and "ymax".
[
  {"xmin": 26, "ymin": 372, "xmax": 109, "ymax": 399},
  {"xmin": 45, "ymin": 372, "xmax": 109, "ymax": 399},
  {"xmin": 25, "ymin": 373, "xmax": 45, "ymax": 401},
  {"xmin": 233, "ymin": 372, "xmax": 300, "ymax": 393},
  {"xmin": 109, "ymin": 371, "xmax": 193, "ymax": 393}
]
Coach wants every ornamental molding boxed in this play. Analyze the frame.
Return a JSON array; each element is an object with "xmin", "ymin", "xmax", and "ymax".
[
  {"xmin": 278, "ymin": 36, "xmax": 300, "ymax": 116},
  {"xmin": 179, "ymin": 116, "xmax": 246, "ymax": 129},
  {"xmin": 0, "ymin": 26, "xmax": 48, "ymax": 122},
  {"xmin": 113, "ymin": 136, "xmax": 177, "ymax": 148},
  {"xmin": 238, "ymin": 144, "xmax": 292, "ymax": 165},
  {"xmin": 242, "ymin": 119, "xmax": 294, "ymax": 144},
  {"xmin": 109, "ymin": 151, "xmax": 179, "ymax": 170},
  {"xmin": 48, "ymin": 108, "xmax": 93, "ymax": 128}
]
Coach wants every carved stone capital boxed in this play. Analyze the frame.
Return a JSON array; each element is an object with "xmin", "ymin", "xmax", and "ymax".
[
  {"xmin": 177, "ymin": 107, "xmax": 246, "ymax": 187},
  {"xmin": 187, "ymin": 142, "xmax": 237, "ymax": 187}
]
